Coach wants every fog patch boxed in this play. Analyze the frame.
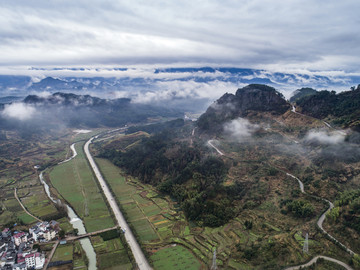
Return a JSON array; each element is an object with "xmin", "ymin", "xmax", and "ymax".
[
  {"xmin": 224, "ymin": 118, "xmax": 259, "ymax": 141},
  {"xmin": 304, "ymin": 129, "xmax": 345, "ymax": 144},
  {"xmin": 1, "ymin": 102, "xmax": 37, "ymax": 121}
]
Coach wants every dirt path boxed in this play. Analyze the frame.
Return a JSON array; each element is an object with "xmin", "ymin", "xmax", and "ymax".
[
  {"xmin": 43, "ymin": 240, "xmax": 59, "ymax": 270},
  {"xmin": 14, "ymin": 188, "xmax": 43, "ymax": 222},
  {"xmin": 207, "ymin": 140, "xmax": 224, "ymax": 156}
]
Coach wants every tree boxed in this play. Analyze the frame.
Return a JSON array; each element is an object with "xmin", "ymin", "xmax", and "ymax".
[{"xmin": 58, "ymin": 229, "xmax": 65, "ymax": 239}]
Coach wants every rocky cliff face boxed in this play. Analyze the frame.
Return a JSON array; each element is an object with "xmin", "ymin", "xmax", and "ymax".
[{"xmin": 197, "ymin": 84, "xmax": 290, "ymax": 132}]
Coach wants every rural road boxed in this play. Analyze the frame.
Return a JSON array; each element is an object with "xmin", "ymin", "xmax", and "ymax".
[
  {"xmin": 290, "ymin": 105, "xmax": 355, "ymax": 256},
  {"xmin": 43, "ymin": 240, "xmax": 59, "ymax": 270},
  {"xmin": 283, "ymin": 172, "xmax": 355, "ymax": 269},
  {"xmin": 208, "ymin": 140, "xmax": 224, "ymax": 156},
  {"xmin": 284, "ymin": 255, "xmax": 354, "ymax": 270},
  {"xmin": 84, "ymin": 137, "xmax": 152, "ymax": 270}
]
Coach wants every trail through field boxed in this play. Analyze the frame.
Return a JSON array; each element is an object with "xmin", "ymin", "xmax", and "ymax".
[{"xmin": 14, "ymin": 188, "xmax": 43, "ymax": 222}]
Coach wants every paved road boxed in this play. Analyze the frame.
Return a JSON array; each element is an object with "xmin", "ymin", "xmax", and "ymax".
[
  {"xmin": 14, "ymin": 188, "xmax": 43, "ymax": 222},
  {"xmin": 290, "ymin": 105, "xmax": 355, "ymax": 256},
  {"xmin": 84, "ymin": 137, "xmax": 152, "ymax": 270},
  {"xmin": 285, "ymin": 173, "xmax": 304, "ymax": 193},
  {"xmin": 316, "ymin": 199, "xmax": 355, "ymax": 256},
  {"xmin": 208, "ymin": 140, "xmax": 224, "ymax": 156},
  {"xmin": 284, "ymin": 255, "xmax": 353, "ymax": 270}
]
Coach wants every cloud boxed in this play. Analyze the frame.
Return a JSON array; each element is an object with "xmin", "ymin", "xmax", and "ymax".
[
  {"xmin": 224, "ymin": 118, "xmax": 259, "ymax": 141},
  {"xmin": 304, "ymin": 129, "xmax": 345, "ymax": 144},
  {"xmin": 132, "ymin": 79, "xmax": 240, "ymax": 104},
  {"xmin": 1, "ymin": 102, "xmax": 37, "ymax": 121},
  {"xmin": 0, "ymin": 1, "xmax": 360, "ymax": 71}
]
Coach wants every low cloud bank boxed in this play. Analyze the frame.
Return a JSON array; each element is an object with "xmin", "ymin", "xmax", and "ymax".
[
  {"xmin": 224, "ymin": 118, "xmax": 259, "ymax": 141},
  {"xmin": 304, "ymin": 129, "xmax": 345, "ymax": 144},
  {"xmin": 1, "ymin": 103, "xmax": 37, "ymax": 121}
]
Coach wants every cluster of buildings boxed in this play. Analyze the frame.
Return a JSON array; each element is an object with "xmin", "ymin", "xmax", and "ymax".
[{"xmin": 0, "ymin": 221, "xmax": 59, "ymax": 270}]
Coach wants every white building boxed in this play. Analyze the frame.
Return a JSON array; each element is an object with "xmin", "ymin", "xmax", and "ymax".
[
  {"xmin": 24, "ymin": 253, "xmax": 35, "ymax": 269},
  {"xmin": 35, "ymin": 253, "xmax": 45, "ymax": 269},
  {"xmin": 43, "ymin": 230, "xmax": 56, "ymax": 241},
  {"xmin": 13, "ymin": 262, "xmax": 27, "ymax": 270},
  {"xmin": 24, "ymin": 252, "xmax": 45, "ymax": 269},
  {"xmin": 13, "ymin": 232, "xmax": 28, "ymax": 246}
]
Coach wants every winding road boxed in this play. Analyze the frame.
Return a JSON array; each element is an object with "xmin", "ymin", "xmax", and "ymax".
[
  {"xmin": 285, "ymin": 255, "xmax": 353, "ymax": 270},
  {"xmin": 207, "ymin": 130, "xmax": 355, "ymax": 269},
  {"xmin": 84, "ymin": 137, "xmax": 152, "ymax": 270}
]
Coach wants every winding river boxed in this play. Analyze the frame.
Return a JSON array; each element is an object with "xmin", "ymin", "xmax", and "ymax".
[{"xmin": 39, "ymin": 143, "xmax": 97, "ymax": 270}]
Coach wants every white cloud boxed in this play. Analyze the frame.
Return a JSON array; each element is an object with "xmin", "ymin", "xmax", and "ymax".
[
  {"xmin": 0, "ymin": 1, "xmax": 360, "ymax": 71},
  {"xmin": 224, "ymin": 118, "xmax": 259, "ymax": 141},
  {"xmin": 2, "ymin": 102, "xmax": 37, "ymax": 121},
  {"xmin": 131, "ymin": 79, "xmax": 240, "ymax": 104},
  {"xmin": 304, "ymin": 129, "xmax": 345, "ymax": 144}
]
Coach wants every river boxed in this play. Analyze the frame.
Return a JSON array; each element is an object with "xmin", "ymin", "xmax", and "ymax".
[{"xmin": 39, "ymin": 145, "xmax": 97, "ymax": 270}]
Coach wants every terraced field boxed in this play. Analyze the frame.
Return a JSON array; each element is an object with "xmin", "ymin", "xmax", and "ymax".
[
  {"xmin": 94, "ymin": 155, "xmax": 345, "ymax": 269},
  {"xmin": 95, "ymin": 158, "xmax": 162, "ymax": 243},
  {"xmin": 17, "ymin": 174, "xmax": 59, "ymax": 221}
]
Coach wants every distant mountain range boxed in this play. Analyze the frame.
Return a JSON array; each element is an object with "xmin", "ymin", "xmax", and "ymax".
[{"xmin": 0, "ymin": 67, "xmax": 359, "ymax": 106}]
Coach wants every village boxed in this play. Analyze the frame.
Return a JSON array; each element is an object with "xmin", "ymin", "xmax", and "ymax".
[{"xmin": 0, "ymin": 221, "xmax": 59, "ymax": 270}]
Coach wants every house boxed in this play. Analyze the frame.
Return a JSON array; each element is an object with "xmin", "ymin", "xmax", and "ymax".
[
  {"xmin": 43, "ymin": 230, "xmax": 56, "ymax": 241},
  {"xmin": 13, "ymin": 232, "xmax": 28, "ymax": 247},
  {"xmin": 24, "ymin": 253, "xmax": 35, "ymax": 269},
  {"xmin": 13, "ymin": 262, "xmax": 27, "ymax": 270},
  {"xmin": 31, "ymin": 228, "xmax": 43, "ymax": 242},
  {"xmin": 49, "ymin": 220, "xmax": 60, "ymax": 231},
  {"xmin": 34, "ymin": 253, "xmax": 45, "ymax": 269}
]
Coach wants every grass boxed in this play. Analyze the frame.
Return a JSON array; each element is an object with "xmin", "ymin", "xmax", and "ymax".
[
  {"xmin": 49, "ymin": 142, "xmax": 115, "ymax": 232},
  {"xmin": 151, "ymin": 245, "xmax": 202, "ymax": 270},
  {"xmin": 51, "ymin": 244, "xmax": 73, "ymax": 262}
]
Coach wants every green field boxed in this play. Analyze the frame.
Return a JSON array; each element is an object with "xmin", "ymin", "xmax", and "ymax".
[
  {"xmin": 95, "ymin": 158, "xmax": 161, "ymax": 243},
  {"xmin": 151, "ymin": 245, "xmax": 202, "ymax": 270},
  {"xmin": 95, "ymin": 158, "xmax": 204, "ymax": 269},
  {"xmin": 49, "ymin": 142, "xmax": 115, "ymax": 232},
  {"xmin": 92, "ymin": 235, "xmax": 133, "ymax": 269},
  {"xmin": 17, "ymin": 174, "xmax": 59, "ymax": 221},
  {"xmin": 51, "ymin": 244, "xmax": 73, "ymax": 262}
]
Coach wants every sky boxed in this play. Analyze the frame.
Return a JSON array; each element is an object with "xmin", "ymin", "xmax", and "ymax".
[{"xmin": 1, "ymin": 0, "xmax": 360, "ymax": 74}]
